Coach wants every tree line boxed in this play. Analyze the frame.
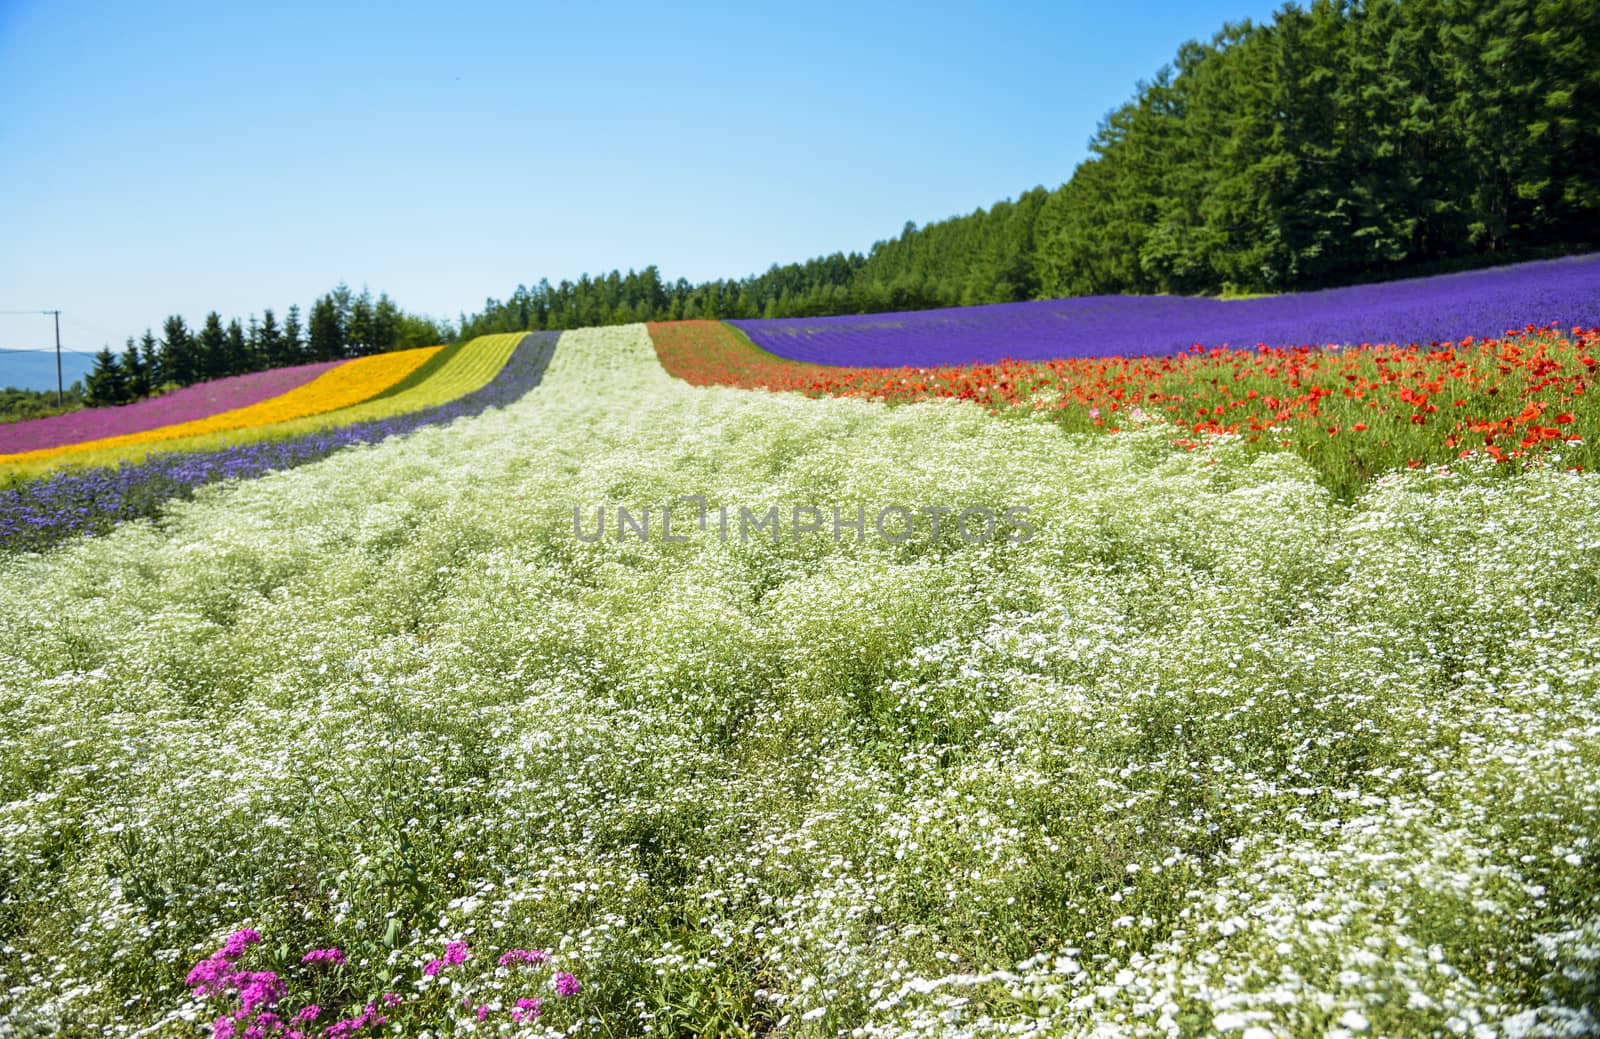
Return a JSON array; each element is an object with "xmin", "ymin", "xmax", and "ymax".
[
  {"xmin": 461, "ymin": 0, "xmax": 1596, "ymax": 336},
  {"xmin": 85, "ymin": 285, "xmax": 452, "ymax": 407},
  {"xmin": 81, "ymin": 0, "xmax": 1600, "ymax": 402}
]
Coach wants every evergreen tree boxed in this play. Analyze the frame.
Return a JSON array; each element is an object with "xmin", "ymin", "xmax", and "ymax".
[
  {"xmin": 258, "ymin": 309, "xmax": 285, "ymax": 368},
  {"xmin": 162, "ymin": 315, "xmax": 198, "ymax": 386},
  {"xmin": 330, "ymin": 283, "xmax": 354, "ymax": 337},
  {"xmin": 84, "ymin": 347, "xmax": 129, "ymax": 407},
  {"xmin": 223, "ymin": 318, "xmax": 248, "ymax": 376},
  {"xmin": 372, "ymin": 293, "xmax": 401, "ymax": 353},
  {"xmin": 347, "ymin": 287, "xmax": 375, "ymax": 355},
  {"xmin": 308, "ymin": 296, "xmax": 344, "ymax": 360},
  {"xmin": 139, "ymin": 329, "xmax": 163, "ymax": 389},
  {"xmin": 120, "ymin": 337, "xmax": 149, "ymax": 399},
  {"xmin": 197, "ymin": 312, "xmax": 227, "ymax": 381},
  {"xmin": 283, "ymin": 305, "xmax": 306, "ymax": 363}
]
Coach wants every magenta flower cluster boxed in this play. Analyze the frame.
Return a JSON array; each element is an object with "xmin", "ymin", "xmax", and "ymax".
[
  {"xmin": 423, "ymin": 939, "xmax": 472, "ymax": 976},
  {"xmin": 498, "ymin": 948, "xmax": 551, "ymax": 967},
  {"xmin": 422, "ymin": 942, "xmax": 581, "ymax": 1025},
  {"xmin": 510, "ymin": 996, "xmax": 545, "ymax": 1024},
  {"xmin": 186, "ymin": 930, "xmax": 387, "ymax": 1039},
  {"xmin": 183, "ymin": 930, "xmax": 584, "ymax": 1037}
]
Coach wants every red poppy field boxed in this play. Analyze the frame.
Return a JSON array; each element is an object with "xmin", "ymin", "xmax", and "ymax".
[{"xmin": 648, "ymin": 319, "xmax": 1598, "ymax": 498}]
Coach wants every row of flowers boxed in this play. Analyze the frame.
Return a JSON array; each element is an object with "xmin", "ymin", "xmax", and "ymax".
[
  {"xmin": 0, "ymin": 360, "xmax": 346, "ymax": 456},
  {"xmin": 726, "ymin": 253, "xmax": 1600, "ymax": 367},
  {"xmin": 0, "ymin": 333, "xmax": 559, "ymax": 553},
  {"xmin": 0, "ymin": 347, "xmax": 441, "ymax": 469},
  {"xmin": 647, "ymin": 320, "xmax": 1597, "ymax": 497}
]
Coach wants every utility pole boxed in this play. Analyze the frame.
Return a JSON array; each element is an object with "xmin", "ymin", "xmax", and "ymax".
[{"xmin": 49, "ymin": 310, "xmax": 62, "ymax": 406}]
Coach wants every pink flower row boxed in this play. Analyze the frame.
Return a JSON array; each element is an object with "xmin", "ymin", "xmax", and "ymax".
[{"xmin": 0, "ymin": 360, "xmax": 342, "ymax": 455}]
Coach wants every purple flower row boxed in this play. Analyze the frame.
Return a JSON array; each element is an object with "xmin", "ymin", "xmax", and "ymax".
[
  {"xmin": 0, "ymin": 359, "xmax": 344, "ymax": 455},
  {"xmin": 0, "ymin": 333, "xmax": 558, "ymax": 554},
  {"xmin": 730, "ymin": 253, "xmax": 1600, "ymax": 367}
]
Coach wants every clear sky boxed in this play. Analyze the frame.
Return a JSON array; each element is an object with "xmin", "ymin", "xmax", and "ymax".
[{"xmin": 0, "ymin": 0, "xmax": 1285, "ymax": 360}]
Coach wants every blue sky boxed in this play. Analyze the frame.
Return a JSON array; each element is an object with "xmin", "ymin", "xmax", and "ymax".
[{"xmin": 0, "ymin": 0, "xmax": 1284, "ymax": 365}]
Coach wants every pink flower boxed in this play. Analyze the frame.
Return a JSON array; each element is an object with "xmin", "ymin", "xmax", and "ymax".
[
  {"xmin": 444, "ymin": 940, "xmax": 471, "ymax": 966},
  {"xmin": 294, "ymin": 1005, "xmax": 321, "ymax": 1023},
  {"xmin": 222, "ymin": 929, "xmax": 263, "ymax": 959},
  {"xmin": 235, "ymin": 971, "xmax": 285, "ymax": 1015},
  {"xmin": 498, "ymin": 949, "xmax": 551, "ymax": 967},
  {"xmin": 301, "ymin": 947, "xmax": 346, "ymax": 966},
  {"xmin": 186, "ymin": 954, "xmax": 233, "ymax": 994},
  {"xmin": 475, "ymin": 1004, "xmax": 490, "ymax": 1021},
  {"xmin": 422, "ymin": 958, "xmax": 444, "ymax": 976},
  {"xmin": 553, "ymin": 971, "xmax": 581, "ymax": 997},
  {"xmin": 322, "ymin": 1003, "xmax": 386, "ymax": 1039},
  {"xmin": 213, "ymin": 1016, "xmax": 238, "ymax": 1039}
]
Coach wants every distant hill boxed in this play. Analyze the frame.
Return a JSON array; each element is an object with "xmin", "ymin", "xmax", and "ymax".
[{"xmin": 0, "ymin": 350, "xmax": 97, "ymax": 393}]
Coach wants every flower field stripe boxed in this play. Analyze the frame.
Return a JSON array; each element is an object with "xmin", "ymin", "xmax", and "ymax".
[
  {"xmin": 729, "ymin": 252, "xmax": 1600, "ymax": 367},
  {"xmin": 0, "ymin": 336, "xmax": 527, "ymax": 484},
  {"xmin": 193, "ymin": 332, "xmax": 527, "ymax": 443},
  {"xmin": 346, "ymin": 332, "xmax": 524, "ymax": 413},
  {"xmin": 0, "ymin": 359, "xmax": 344, "ymax": 455},
  {"xmin": 362, "ymin": 339, "xmax": 469, "ymax": 404},
  {"xmin": 647, "ymin": 319, "xmax": 1599, "ymax": 499},
  {"xmin": 0, "ymin": 332, "xmax": 556, "ymax": 552},
  {"xmin": 0, "ymin": 347, "xmax": 440, "ymax": 469}
]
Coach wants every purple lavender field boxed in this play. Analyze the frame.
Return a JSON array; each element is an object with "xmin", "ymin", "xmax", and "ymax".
[
  {"xmin": 0, "ymin": 358, "xmax": 343, "ymax": 455},
  {"xmin": 732, "ymin": 254, "xmax": 1600, "ymax": 367}
]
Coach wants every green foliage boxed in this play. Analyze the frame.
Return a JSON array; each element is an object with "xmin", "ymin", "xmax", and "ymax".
[
  {"xmin": 1032, "ymin": 0, "xmax": 1600, "ymax": 296},
  {"xmin": 96, "ymin": 290, "xmax": 452, "ymax": 403},
  {"xmin": 197, "ymin": 312, "xmax": 227, "ymax": 382},
  {"xmin": 0, "ymin": 384, "xmax": 84, "ymax": 425},
  {"xmin": 83, "ymin": 347, "xmax": 130, "ymax": 407},
  {"xmin": 120, "ymin": 337, "xmax": 150, "ymax": 400}
]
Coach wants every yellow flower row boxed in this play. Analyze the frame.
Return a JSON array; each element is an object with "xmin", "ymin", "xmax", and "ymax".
[{"xmin": 0, "ymin": 347, "xmax": 441, "ymax": 466}]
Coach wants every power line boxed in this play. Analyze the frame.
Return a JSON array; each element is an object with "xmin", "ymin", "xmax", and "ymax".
[{"xmin": 0, "ymin": 310, "xmax": 68, "ymax": 404}]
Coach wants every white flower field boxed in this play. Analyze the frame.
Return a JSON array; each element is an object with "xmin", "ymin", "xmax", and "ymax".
[{"xmin": 1, "ymin": 326, "xmax": 1597, "ymax": 1037}]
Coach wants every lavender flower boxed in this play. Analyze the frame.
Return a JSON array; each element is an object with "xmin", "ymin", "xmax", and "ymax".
[{"xmin": 731, "ymin": 253, "xmax": 1600, "ymax": 367}]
